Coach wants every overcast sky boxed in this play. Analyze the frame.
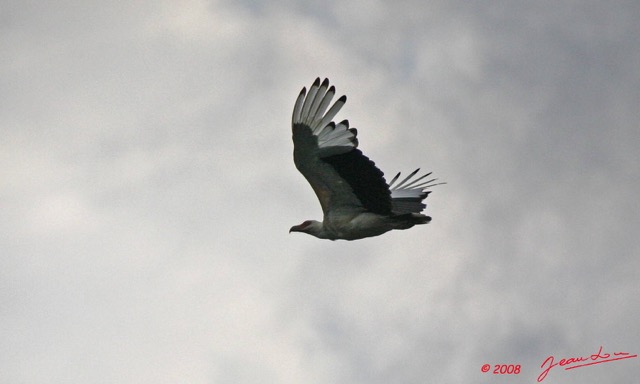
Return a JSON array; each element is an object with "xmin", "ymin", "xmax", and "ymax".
[{"xmin": 2, "ymin": 1, "xmax": 639, "ymax": 383}]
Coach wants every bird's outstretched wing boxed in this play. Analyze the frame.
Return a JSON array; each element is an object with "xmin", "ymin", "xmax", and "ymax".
[
  {"xmin": 292, "ymin": 78, "xmax": 393, "ymax": 216},
  {"xmin": 389, "ymin": 169, "xmax": 443, "ymax": 214}
]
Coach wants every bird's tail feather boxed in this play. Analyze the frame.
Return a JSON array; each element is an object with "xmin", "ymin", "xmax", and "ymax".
[{"xmin": 391, "ymin": 213, "xmax": 431, "ymax": 229}]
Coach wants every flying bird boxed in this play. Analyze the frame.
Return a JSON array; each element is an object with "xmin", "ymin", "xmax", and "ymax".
[{"xmin": 290, "ymin": 78, "xmax": 442, "ymax": 240}]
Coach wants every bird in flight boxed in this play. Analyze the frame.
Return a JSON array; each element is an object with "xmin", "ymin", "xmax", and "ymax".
[{"xmin": 290, "ymin": 78, "xmax": 442, "ymax": 240}]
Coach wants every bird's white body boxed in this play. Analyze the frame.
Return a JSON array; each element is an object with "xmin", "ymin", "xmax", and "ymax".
[
  {"xmin": 300, "ymin": 211, "xmax": 428, "ymax": 240},
  {"xmin": 289, "ymin": 78, "xmax": 441, "ymax": 240}
]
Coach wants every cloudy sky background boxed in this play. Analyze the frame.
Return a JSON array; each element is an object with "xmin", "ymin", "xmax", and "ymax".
[{"xmin": 2, "ymin": 1, "xmax": 639, "ymax": 383}]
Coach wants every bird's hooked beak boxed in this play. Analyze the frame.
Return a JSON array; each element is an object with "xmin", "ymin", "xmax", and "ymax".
[{"xmin": 290, "ymin": 220, "xmax": 314, "ymax": 234}]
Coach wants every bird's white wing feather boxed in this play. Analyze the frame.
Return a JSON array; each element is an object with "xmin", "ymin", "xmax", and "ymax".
[
  {"xmin": 293, "ymin": 79, "xmax": 356, "ymax": 157},
  {"xmin": 389, "ymin": 169, "xmax": 443, "ymax": 213}
]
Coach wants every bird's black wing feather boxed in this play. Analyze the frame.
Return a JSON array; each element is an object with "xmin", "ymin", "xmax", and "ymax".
[{"xmin": 322, "ymin": 149, "xmax": 392, "ymax": 215}]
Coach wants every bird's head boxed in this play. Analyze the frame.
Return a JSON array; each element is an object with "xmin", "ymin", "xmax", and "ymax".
[{"xmin": 289, "ymin": 220, "xmax": 324, "ymax": 237}]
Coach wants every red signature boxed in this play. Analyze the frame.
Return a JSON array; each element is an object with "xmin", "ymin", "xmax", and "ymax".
[{"xmin": 537, "ymin": 346, "xmax": 637, "ymax": 382}]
